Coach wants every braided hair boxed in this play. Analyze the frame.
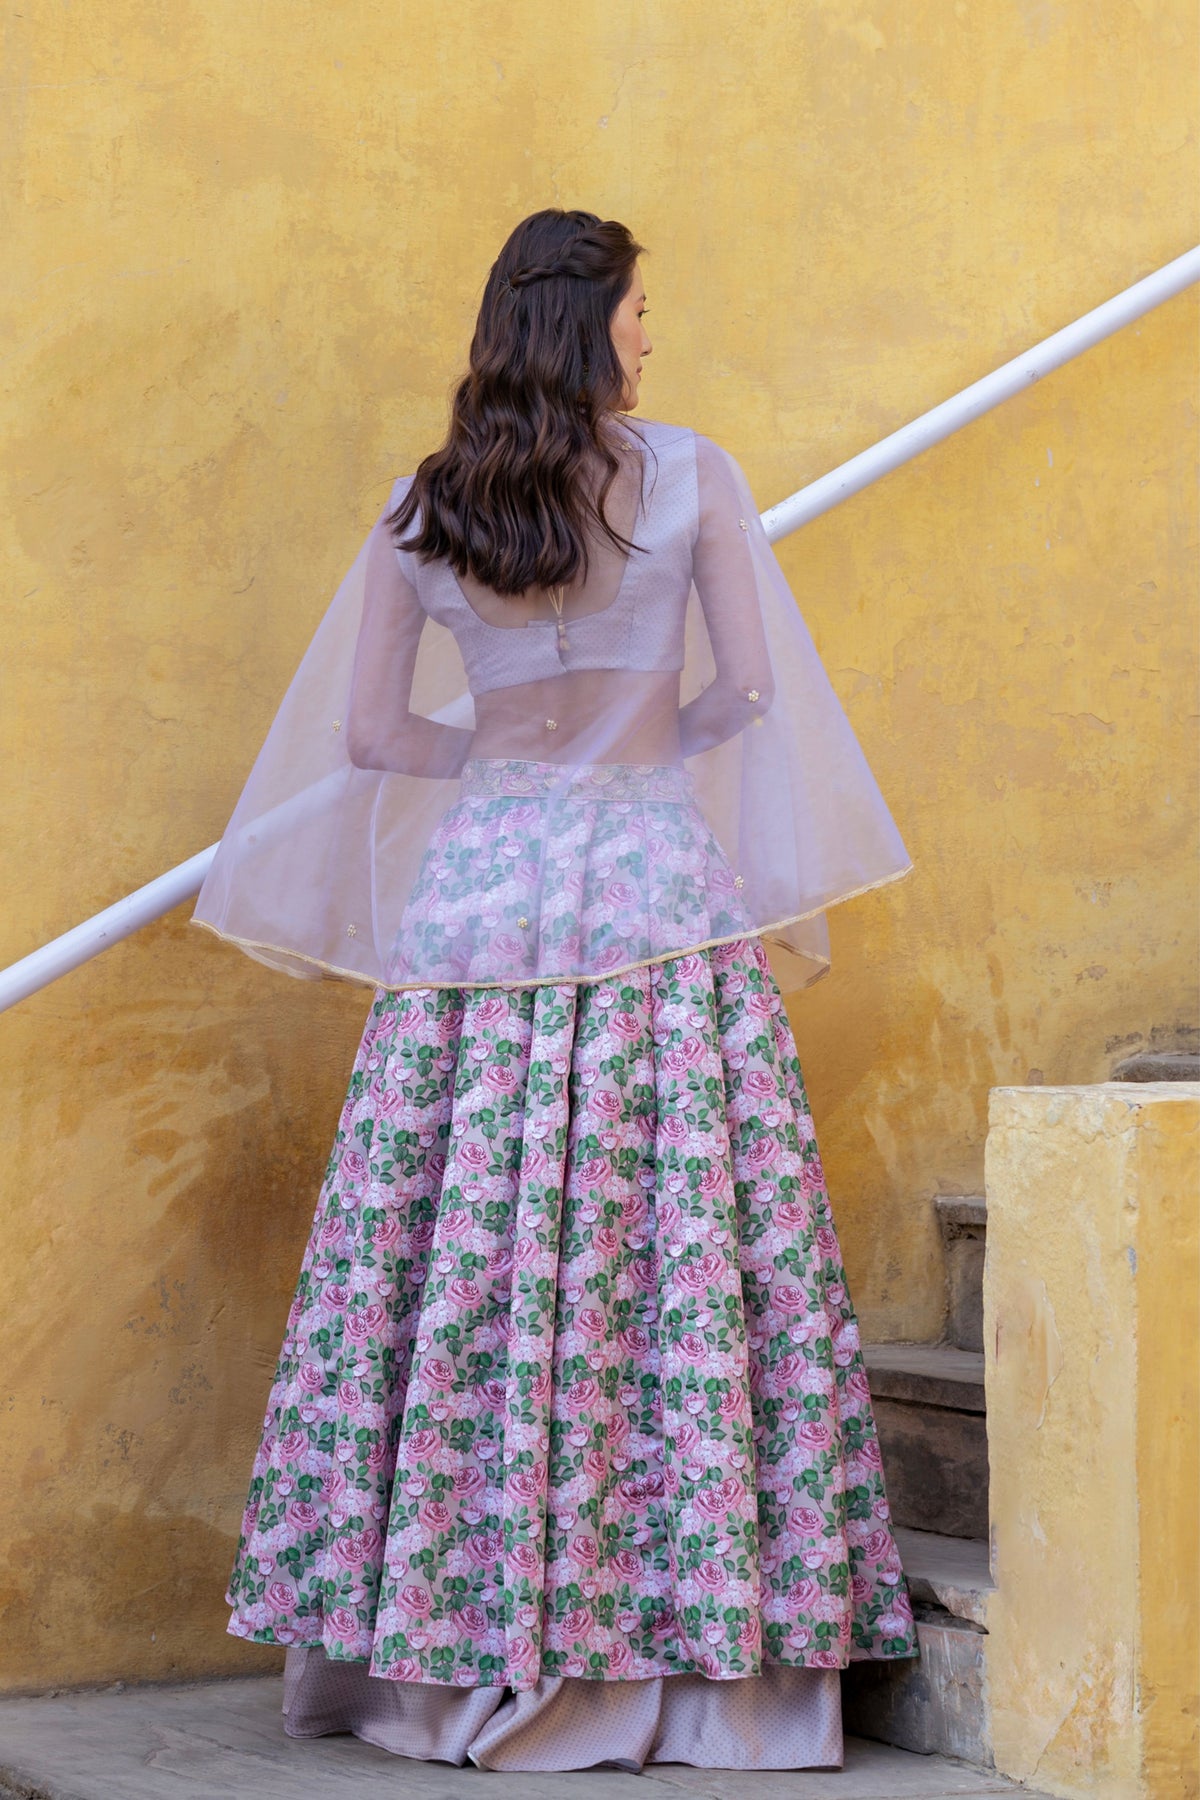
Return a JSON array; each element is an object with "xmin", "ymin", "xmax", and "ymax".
[{"xmin": 390, "ymin": 208, "xmax": 647, "ymax": 596}]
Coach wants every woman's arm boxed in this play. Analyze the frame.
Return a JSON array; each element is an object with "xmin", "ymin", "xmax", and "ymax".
[
  {"xmin": 346, "ymin": 508, "xmax": 475, "ymax": 778},
  {"xmin": 678, "ymin": 435, "xmax": 777, "ymax": 757}
]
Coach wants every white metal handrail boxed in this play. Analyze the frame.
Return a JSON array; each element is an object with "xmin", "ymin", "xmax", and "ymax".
[{"xmin": 3, "ymin": 244, "xmax": 1197, "ymax": 1016}]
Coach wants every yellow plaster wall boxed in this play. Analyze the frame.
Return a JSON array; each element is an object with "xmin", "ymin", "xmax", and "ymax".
[
  {"xmin": 984, "ymin": 1085, "xmax": 1200, "ymax": 1799},
  {"xmin": 0, "ymin": 1, "xmax": 1196, "ymax": 1687}
]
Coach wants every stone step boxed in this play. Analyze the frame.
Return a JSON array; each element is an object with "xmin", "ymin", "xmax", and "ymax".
[
  {"xmin": 863, "ymin": 1344, "xmax": 988, "ymax": 1541},
  {"xmin": 1111, "ymin": 1049, "xmax": 1200, "ymax": 1081},
  {"xmin": 935, "ymin": 1196, "xmax": 987, "ymax": 1353},
  {"xmin": 893, "ymin": 1525, "xmax": 993, "ymax": 1629},
  {"xmin": 841, "ymin": 1609, "xmax": 993, "ymax": 1771},
  {"xmin": 843, "ymin": 1535, "xmax": 997, "ymax": 1769}
]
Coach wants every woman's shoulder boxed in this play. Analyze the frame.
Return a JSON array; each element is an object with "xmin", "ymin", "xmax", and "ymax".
[{"xmin": 629, "ymin": 417, "xmax": 741, "ymax": 477}]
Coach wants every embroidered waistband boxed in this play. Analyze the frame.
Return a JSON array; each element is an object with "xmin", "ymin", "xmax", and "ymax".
[{"xmin": 459, "ymin": 757, "xmax": 695, "ymax": 803}]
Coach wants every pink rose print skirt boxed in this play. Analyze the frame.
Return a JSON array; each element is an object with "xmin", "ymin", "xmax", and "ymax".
[{"xmin": 226, "ymin": 933, "xmax": 918, "ymax": 1761}]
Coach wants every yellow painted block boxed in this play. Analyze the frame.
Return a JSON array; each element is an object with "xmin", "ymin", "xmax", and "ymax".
[{"xmin": 985, "ymin": 1084, "xmax": 1200, "ymax": 1800}]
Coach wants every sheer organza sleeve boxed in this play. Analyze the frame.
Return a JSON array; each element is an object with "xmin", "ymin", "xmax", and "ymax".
[
  {"xmin": 678, "ymin": 431, "xmax": 913, "ymax": 993},
  {"xmin": 346, "ymin": 493, "xmax": 474, "ymax": 780},
  {"xmin": 679, "ymin": 434, "xmax": 777, "ymax": 755}
]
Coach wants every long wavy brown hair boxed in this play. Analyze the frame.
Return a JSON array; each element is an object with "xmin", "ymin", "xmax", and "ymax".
[{"xmin": 389, "ymin": 209, "xmax": 647, "ymax": 596}]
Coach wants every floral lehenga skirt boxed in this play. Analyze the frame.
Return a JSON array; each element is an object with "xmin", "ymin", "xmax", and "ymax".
[{"xmin": 226, "ymin": 768, "xmax": 919, "ymax": 1772}]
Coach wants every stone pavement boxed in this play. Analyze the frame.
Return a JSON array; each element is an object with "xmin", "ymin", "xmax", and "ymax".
[{"xmin": 0, "ymin": 1676, "xmax": 1058, "ymax": 1800}]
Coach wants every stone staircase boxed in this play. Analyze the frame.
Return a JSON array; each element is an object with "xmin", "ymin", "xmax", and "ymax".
[
  {"xmin": 841, "ymin": 1042, "xmax": 1200, "ymax": 1774},
  {"xmin": 842, "ymin": 1195, "xmax": 997, "ymax": 1767}
]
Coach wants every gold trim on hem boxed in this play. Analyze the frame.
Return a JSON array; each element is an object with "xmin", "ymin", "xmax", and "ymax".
[{"xmin": 189, "ymin": 861, "xmax": 913, "ymax": 996}]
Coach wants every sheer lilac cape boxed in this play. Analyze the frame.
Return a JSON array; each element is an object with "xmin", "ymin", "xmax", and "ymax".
[{"xmin": 192, "ymin": 419, "xmax": 912, "ymax": 996}]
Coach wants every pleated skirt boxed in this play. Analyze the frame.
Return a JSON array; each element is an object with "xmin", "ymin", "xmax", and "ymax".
[{"xmin": 227, "ymin": 934, "xmax": 919, "ymax": 1769}]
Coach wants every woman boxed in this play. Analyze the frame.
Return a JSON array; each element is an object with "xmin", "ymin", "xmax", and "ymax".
[{"xmin": 194, "ymin": 208, "xmax": 919, "ymax": 1773}]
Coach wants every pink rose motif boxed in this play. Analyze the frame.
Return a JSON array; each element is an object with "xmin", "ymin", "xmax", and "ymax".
[
  {"xmin": 266, "ymin": 1581, "xmax": 295, "ymax": 1611},
  {"xmin": 467, "ymin": 1529, "xmax": 504, "ymax": 1566},
  {"xmin": 286, "ymin": 1500, "xmax": 320, "ymax": 1531},
  {"xmin": 482, "ymin": 1064, "xmax": 518, "ymax": 1095},
  {"xmin": 610, "ymin": 1011, "xmax": 641, "ymax": 1041},
  {"xmin": 745, "ymin": 992, "xmax": 778, "ymax": 1017},
  {"xmin": 630, "ymin": 1254, "xmax": 659, "ymax": 1292},
  {"xmin": 743, "ymin": 1070, "xmax": 777, "ymax": 1098},
  {"xmin": 562, "ymin": 1605, "xmax": 591, "ymax": 1638},
  {"xmin": 589, "ymin": 1088, "xmax": 622, "ymax": 1118},
  {"xmin": 337, "ymin": 1379, "xmax": 360, "ymax": 1411},
  {"xmin": 605, "ymin": 880, "xmax": 638, "ymax": 907},
  {"xmin": 694, "ymin": 1475, "xmax": 744, "ymax": 1520},
  {"xmin": 400, "ymin": 1584, "xmax": 433, "ymax": 1617},
  {"xmin": 861, "ymin": 1528, "xmax": 893, "ymax": 1562},
  {"xmin": 447, "ymin": 1276, "xmax": 482, "ymax": 1308},
  {"xmin": 453, "ymin": 1466, "xmax": 487, "ymax": 1497},
  {"xmin": 612, "ymin": 1549, "xmax": 642, "ymax": 1580},
  {"xmin": 327, "ymin": 1606, "xmax": 359, "ymax": 1639},
  {"xmin": 564, "ymin": 1376, "xmax": 598, "ymax": 1412},
  {"xmin": 583, "ymin": 1449, "xmax": 608, "ymax": 1481},
  {"xmin": 372, "ymin": 1215, "xmax": 403, "ymax": 1249},
  {"xmin": 694, "ymin": 1559, "xmax": 727, "ymax": 1592},
  {"xmin": 407, "ymin": 1427, "xmax": 439, "ymax": 1458},
  {"xmin": 617, "ymin": 1472, "xmax": 663, "ymax": 1508},
  {"xmin": 510, "ymin": 1541, "xmax": 540, "ymax": 1573},
  {"xmin": 333, "ymin": 1528, "xmax": 380, "ymax": 1570},
  {"xmin": 474, "ymin": 995, "xmax": 508, "ymax": 1025},
  {"xmin": 791, "ymin": 1505, "xmax": 824, "ymax": 1534},
  {"xmin": 658, "ymin": 1113, "xmax": 688, "ymax": 1144},
  {"xmin": 458, "ymin": 1603, "xmax": 488, "ymax": 1638},
  {"xmin": 789, "ymin": 1576, "xmax": 820, "ymax": 1608},
  {"xmin": 424, "ymin": 1359, "xmax": 456, "ymax": 1390},
  {"xmin": 345, "ymin": 1303, "xmax": 386, "ymax": 1343},
  {"xmin": 341, "ymin": 1150, "xmax": 368, "ymax": 1182},
  {"xmin": 420, "ymin": 1500, "xmax": 451, "ymax": 1531},
  {"xmin": 299, "ymin": 1362, "xmax": 325, "ymax": 1392},
  {"xmin": 776, "ymin": 1199, "xmax": 808, "ymax": 1227},
  {"xmin": 619, "ymin": 1326, "xmax": 649, "ymax": 1357},
  {"xmin": 480, "ymin": 1378, "xmax": 506, "ymax": 1409},
  {"xmin": 594, "ymin": 1226, "xmax": 619, "ymax": 1256},
  {"xmin": 569, "ymin": 1534, "xmax": 599, "ymax": 1566},
  {"xmin": 774, "ymin": 1284, "xmax": 810, "ymax": 1315},
  {"xmin": 607, "ymin": 1642, "xmax": 634, "ymax": 1675},
  {"xmin": 800, "ymin": 1161, "xmax": 827, "ymax": 1199},
  {"xmin": 508, "ymin": 1467, "xmax": 545, "ymax": 1501},
  {"xmin": 717, "ymin": 1388, "xmax": 745, "ymax": 1419},
  {"xmin": 697, "ymin": 1166, "xmax": 726, "ymax": 1197},
  {"xmin": 679, "ymin": 1330, "xmax": 706, "ymax": 1360},
  {"xmin": 672, "ymin": 954, "xmax": 702, "ymax": 980},
  {"xmin": 744, "ymin": 1137, "xmax": 775, "ymax": 1168},
  {"xmin": 812, "ymin": 1648, "xmax": 841, "ymax": 1668},
  {"xmin": 676, "ymin": 1252, "xmax": 724, "ymax": 1294},
  {"xmin": 737, "ymin": 1616, "xmax": 761, "ymax": 1650},
  {"xmin": 457, "ymin": 1141, "xmax": 489, "ymax": 1171},
  {"xmin": 798, "ymin": 1420, "xmax": 832, "ymax": 1450},
  {"xmin": 277, "ymin": 1429, "xmax": 307, "ymax": 1459},
  {"xmin": 576, "ymin": 1309, "xmax": 606, "ymax": 1340},
  {"xmin": 814, "ymin": 1225, "xmax": 839, "ymax": 1257}
]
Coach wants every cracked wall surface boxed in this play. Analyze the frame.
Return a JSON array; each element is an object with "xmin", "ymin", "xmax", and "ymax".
[{"xmin": 0, "ymin": 0, "xmax": 1196, "ymax": 1688}]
